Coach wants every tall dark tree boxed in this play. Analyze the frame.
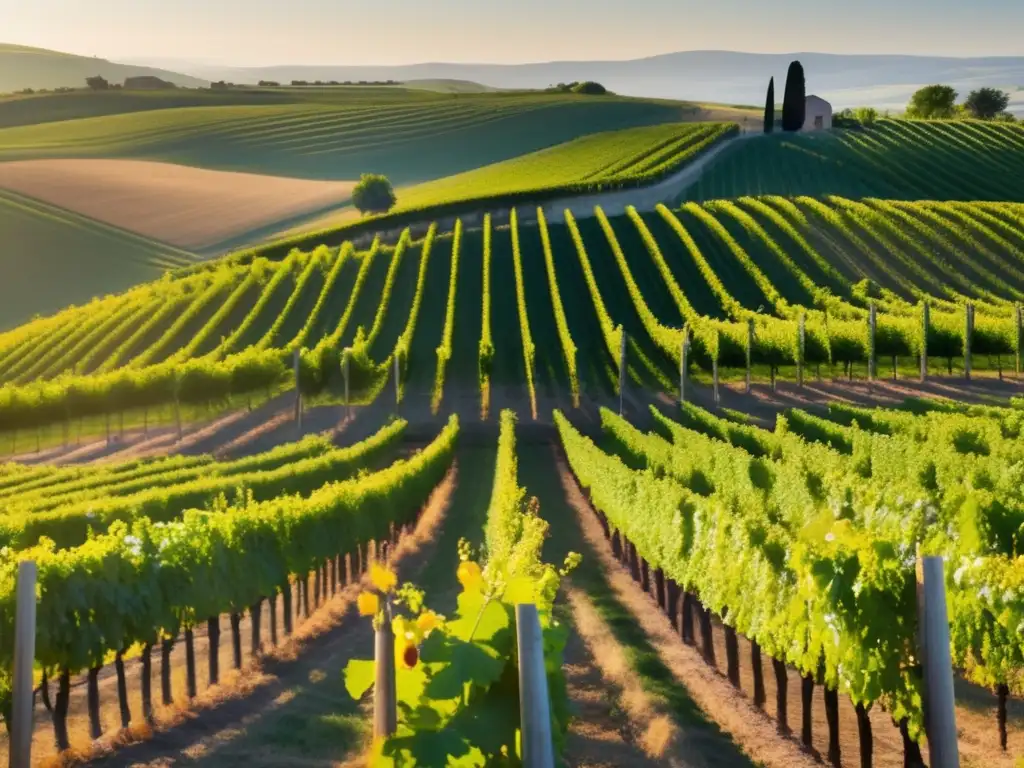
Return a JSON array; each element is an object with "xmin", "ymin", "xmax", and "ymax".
[
  {"xmin": 763, "ymin": 77, "xmax": 775, "ymax": 134},
  {"xmin": 781, "ymin": 60, "xmax": 806, "ymax": 132}
]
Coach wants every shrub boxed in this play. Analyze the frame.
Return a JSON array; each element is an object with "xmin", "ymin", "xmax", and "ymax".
[
  {"xmin": 571, "ymin": 81, "xmax": 607, "ymax": 95},
  {"xmin": 351, "ymin": 173, "xmax": 397, "ymax": 215},
  {"xmin": 854, "ymin": 106, "xmax": 878, "ymax": 124}
]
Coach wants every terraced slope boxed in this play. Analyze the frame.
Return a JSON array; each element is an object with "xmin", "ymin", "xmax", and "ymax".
[
  {"xmin": 678, "ymin": 120, "xmax": 1024, "ymax": 203},
  {"xmin": 0, "ymin": 93, "xmax": 693, "ymax": 182},
  {"xmin": 4, "ymin": 195, "xmax": 1024, "ymax": 435}
]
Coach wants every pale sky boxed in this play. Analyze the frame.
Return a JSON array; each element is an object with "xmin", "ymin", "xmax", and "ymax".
[{"xmin": 4, "ymin": 0, "xmax": 1024, "ymax": 65}]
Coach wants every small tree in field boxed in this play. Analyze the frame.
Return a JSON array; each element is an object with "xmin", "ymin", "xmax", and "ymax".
[
  {"xmin": 352, "ymin": 174, "xmax": 397, "ymax": 215},
  {"xmin": 85, "ymin": 75, "xmax": 109, "ymax": 91},
  {"xmin": 906, "ymin": 85, "xmax": 957, "ymax": 119},
  {"xmin": 965, "ymin": 88, "xmax": 1011, "ymax": 120},
  {"xmin": 763, "ymin": 77, "xmax": 775, "ymax": 133}
]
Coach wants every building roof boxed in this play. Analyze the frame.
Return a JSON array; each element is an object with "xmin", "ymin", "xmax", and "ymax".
[{"xmin": 806, "ymin": 94, "xmax": 831, "ymax": 106}]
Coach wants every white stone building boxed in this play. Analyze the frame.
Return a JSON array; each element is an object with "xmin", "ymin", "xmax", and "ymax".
[{"xmin": 803, "ymin": 95, "xmax": 833, "ymax": 131}]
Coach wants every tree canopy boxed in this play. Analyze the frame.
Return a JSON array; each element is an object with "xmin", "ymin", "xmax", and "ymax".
[
  {"xmin": 781, "ymin": 61, "xmax": 806, "ymax": 132},
  {"xmin": 352, "ymin": 174, "xmax": 397, "ymax": 216},
  {"xmin": 906, "ymin": 85, "xmax": 958, "ymax": 119},
  {"xmin": 763, "ymin": 77, "xmax": 775, "ymax": 134},
  {"xmin": 965, "ymin": 88, "xmax": 1012, "ymax": 120},
  {"xmin": 85, "ymin": 75, "xmax": 109, "ymax": 91}
]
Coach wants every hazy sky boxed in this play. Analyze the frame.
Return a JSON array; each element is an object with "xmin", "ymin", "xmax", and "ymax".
[{"xmin": 5, "ymin": 0, "xmax": 1024, "ymax": 65}]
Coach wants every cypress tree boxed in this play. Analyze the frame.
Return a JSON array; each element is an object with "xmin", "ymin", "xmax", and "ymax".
[
  {"xmin": 781, "ymin": 60, "xmax": 806, "ymax": 132},
  {"xmin": 763, "ymin": 77, "xmax": 775, "ymax": 133}
]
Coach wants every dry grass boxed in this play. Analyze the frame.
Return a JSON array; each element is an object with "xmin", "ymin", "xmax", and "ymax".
[
  {"xmin": 554, "ymin": 447, "xmax": 822, "ymax": 768},
  {"xmin": 565, "ymin": 586, "xmax": 680, "ymax": 764},
  {"xmin": 0, "ymin": 159, "xmax": 356, "ymax": 252}
]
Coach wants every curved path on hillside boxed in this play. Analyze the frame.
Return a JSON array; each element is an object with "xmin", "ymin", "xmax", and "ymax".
[
  {"xmin": 351, "ymin": 130, "xmax": 761, "ymax": 248},
  {"xmin": 541, "ymin": 130, "xmax": 760, "ymax": 223}
]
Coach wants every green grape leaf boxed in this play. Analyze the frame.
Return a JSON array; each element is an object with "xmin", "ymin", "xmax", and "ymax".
[
  {"xmin": 383, "ymin": 727, "xmax": 474, "ymax": 766},
  {"xmin": 343, "ymin": 658, "xmax": 375, "ymax": 701},
  {"xmin": 447, "ymin": 681, "xmax": 522, "ymax": 760},
  {"xmin": 425, "ymin": 638, "xmax": 506, "ymax": 700},
  {"xmin": 445, "ymin": 593, "xmax": 511, "ymax": 646},
  {"xmin": 502, "ymin": 575, "xmax": 538, "ymax": 606}
]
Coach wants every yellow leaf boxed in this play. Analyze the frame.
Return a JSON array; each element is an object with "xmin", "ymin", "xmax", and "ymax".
[
  {"xmin": 370, "ymin": 563, "xmax": 397, "ymax": 593},
  {"xmin": 457, "ymin": 561, "xmax": 483, "ymax": 593},
  {"xmin": 416, "ymin": 609, "xmax": 442, "ymax": 636},
  {"xmin": 357, "ymin": 591, "xmax": 379, "ymax": 617}
]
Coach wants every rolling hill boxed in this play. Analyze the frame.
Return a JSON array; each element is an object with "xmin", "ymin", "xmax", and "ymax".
[
  {"xmin": 127, "ymin": 50, "xmax": 1024, "ymax": 115},
  {"xmin": 678, "ymin": 119, "xmax": 1024, "ymax": 203},
  {"xmin": 0, "ymin": 92, "xmax": 693, "ymax": 182},
  {"xmin": 0, "ymin": 43, "xmax": 207, "ymax": 92},
  {"xmin": 0, "ymin": 189, "xmax": 197, "ymax": 330}
]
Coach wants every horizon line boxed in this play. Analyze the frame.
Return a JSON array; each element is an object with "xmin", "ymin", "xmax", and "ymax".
[{"xmin": 9, "ymin": 41, "xmax": 1024, "ymax": 69}]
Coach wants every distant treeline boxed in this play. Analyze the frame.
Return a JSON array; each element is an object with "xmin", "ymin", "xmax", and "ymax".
[{"xmin": 257, "ymin": 79, "xmax": 404, "ymax": 87}]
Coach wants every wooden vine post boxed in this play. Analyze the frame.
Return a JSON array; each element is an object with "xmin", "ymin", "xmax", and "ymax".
[
  {"xmin": 920, "ymin": 302, "xmax": 930, "ymax": 383},
  {"xmin": 712, "ymin": 359, "xmax": 720, "ymax": 408},
  {"xmin": 1015, "ymin": 303, "xmax": 1022, "ymax": 378},
  {"xmin": 964, "ymin": 302, "xmax": 974, "ymax": 381},
  {"xmin": 680, "ymin": 327, "xmax": 689, "ymax": 403},
  {"xmin": 10, "ymin": 560, "xmax": 37, "ymax": 768},
  {"xmin": 618, "ymin": 332, "xmax": 627, "ymax": 416},
  {"xmin": 292, "ymin": 347, "xmax": 302, "ymax": 432},
  {"xmin": 745, "ymin": 318, "xmax": 753, "ymax": 395},
  {"xmin": 516, "ymin": 603, "xmax": 556, "ymax": 768},
  {"xmin": 797, "ymin": 313, "xmax": 805, "ymax": 388},
  {"xmin": 343, "ymin": 350, "xmax": 351, "ymax": 418},
  {"xmin": 916, "ymin": 554, "xmax": 960, "ymax": 768},
  {"xmin": 394, "ymin": 351, "xmax": 401, "ymax": 413},
  {"xmin": 868, "ymin": 303, "xmax": 877, "ymax": 383},
  {"xmin": 373, "ymin": 615, "xmax": 397, "ymax": 740}
]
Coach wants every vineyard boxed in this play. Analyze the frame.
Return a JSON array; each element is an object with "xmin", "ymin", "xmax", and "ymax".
[
  {"xmin": 4, "ymin": 194, "xmax": 1024, "ymax": 439},
  {"xmin": 557, "ymin": 398, "xmax": 1024, "ymax": 761},
  {"xmin": 680, "ymin": 120, "xmax": 1024, "ymax": 203},
  {"xmin": 4, "ymin": 105, "xmax": 1024, "ymax": 766}
]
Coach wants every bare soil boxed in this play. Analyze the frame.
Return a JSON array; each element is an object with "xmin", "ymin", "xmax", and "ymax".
[{"xmin": 0, "ymin": 160, "xmax": 356, "ymax": 253}]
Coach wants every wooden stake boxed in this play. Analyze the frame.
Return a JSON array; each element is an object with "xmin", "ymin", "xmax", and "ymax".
[
  {"xmin": 343, "ymin": 351, "xmax": 351, "ymax": 418},
  {"xmin": 745, "ymin": 318, "xmax": 753, "ymax": 394},
  {"xmin": 293, "ymin": 347, "xmax": 303, "ymax": 431},
  {"xmin": 798, "ymin": 313, "xmax": 806, "ymax": 387},
  {"xmin": 868, "ymin": 302, "xmax": 877, "ymax": 382},
  {"xmin": 680, "ymin": 327, "xmax": 689, "ymax": 403},
  {"xmin": 712, "ymin": 359, "xmax": 720, "ymax": 407},
  {"xmin": 920, "ymin": 302, "xmax": 929, "ymax": 382},
  {"xmin": 964, "ymin": 302, "xmax": 974, "ymax": 381},
  {"xmin": 11, "ymin": 561, "xmax": 37, "ymax": 768},
  {"xmin": 618, "ymin": 332, "xmax": 627, "ymax": 415},
  {"xmin": 916, "ymin": 554, "xmax": 960, "ymax": 768},
  {"xmin": 373, "ymin": 616, "xmax": 398, "ymax": 739},
  {"xmin": 516, "ymin": 604, "xmax": 556, "ymax": 768}
]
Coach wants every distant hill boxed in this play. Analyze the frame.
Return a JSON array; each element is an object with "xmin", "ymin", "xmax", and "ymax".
[
  {"xmin": 0, "ymin": 44, "xmax": 208, "ymax": 92},
  {"xmin": 403, "ymin": 79, "xmax": 498, "ymax": 94},
  {"xmin": 134, "ymin": 50, "xmax": 1024, "ymax": 115}
]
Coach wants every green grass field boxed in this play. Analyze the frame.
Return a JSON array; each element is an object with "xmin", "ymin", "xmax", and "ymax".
[
  {"xmin": 679, "ymin": 120, "xmax": 1024, "ymax": 203},
  {"xmin": 395, "ymin": 121, "xmax": 736, "ymax": 211},
  {"xmin": 0, "ymin": 189, "xmax": 198, "ymax": 330},
  {"xmin": 0, "ymin": 92, "xmax": 695, "ymax": 182}
]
